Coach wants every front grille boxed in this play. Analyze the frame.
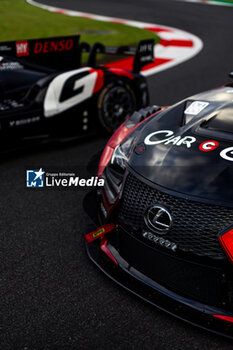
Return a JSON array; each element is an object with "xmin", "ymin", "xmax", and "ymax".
[{"xmin": 119, "ymin": 173, "xmax": 233, "ymax": 260}]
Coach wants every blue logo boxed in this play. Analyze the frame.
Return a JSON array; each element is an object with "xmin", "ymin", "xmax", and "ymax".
[{"xmin": 26, "ymin": 168, "xmax": 45, "ymax": 188}]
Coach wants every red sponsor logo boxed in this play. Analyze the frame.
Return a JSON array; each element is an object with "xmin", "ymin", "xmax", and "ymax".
[
  {"xmin": 16, "ymin": 41, "xmax": 29, "ymax": 56},
  {"xmin": 199, "ymin": 140, "xmax": 219, "ymax": 152},
  {"xmin": 33, "ymin": 39, "xmax": 74, "ymax": 54}
]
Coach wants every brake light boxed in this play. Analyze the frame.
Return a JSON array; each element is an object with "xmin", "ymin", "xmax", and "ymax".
[
  {"xmin": 213, "ymin": 315, "xmax": 233, "ymax": 323},
  {"xmin": 218, "ymin": 228, "xmax": 233, "ymax": 262}
]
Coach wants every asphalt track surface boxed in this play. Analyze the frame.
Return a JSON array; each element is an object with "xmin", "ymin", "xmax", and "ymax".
[{"xmin": 1, "ymin": 0, "xmax": 233, "ymax": 349}]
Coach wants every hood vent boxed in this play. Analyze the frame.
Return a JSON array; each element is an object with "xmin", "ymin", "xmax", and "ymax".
[{"xmin": 196, "ymin": 107, "xmax": 233, "ymax": 141}]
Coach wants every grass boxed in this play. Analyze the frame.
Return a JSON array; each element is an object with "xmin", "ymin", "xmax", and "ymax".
[{"xmin": 0, "ymin": 0, "xmax": 160, "ymax": 47}]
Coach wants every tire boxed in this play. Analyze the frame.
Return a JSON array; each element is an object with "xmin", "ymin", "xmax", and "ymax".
[{"xmin": 97, "ymin": 81, "xmax": 137, "ymax": 133}]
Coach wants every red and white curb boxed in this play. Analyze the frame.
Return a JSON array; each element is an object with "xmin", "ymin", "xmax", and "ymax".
[
  {"xmin": 26, "ymin": 0, "xmax": 203, "ymax": 77},
  {"xmin": 179, "ymin": 0, "xmax": 233, "ymax": 6}
]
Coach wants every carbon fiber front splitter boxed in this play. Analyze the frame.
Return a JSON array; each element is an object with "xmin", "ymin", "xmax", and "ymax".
[{"xmin": 83, "ymin": 191, "xmax": 233, "ymax": 340}]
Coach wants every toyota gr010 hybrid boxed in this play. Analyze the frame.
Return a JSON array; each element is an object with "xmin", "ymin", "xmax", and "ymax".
[
  {"xmin": 0, "ymin": 35, "xmax": 154, "ymax": 150},
  {"xmin": 84, "ymin": 74, "xmax": 233, "ymax": 339}
]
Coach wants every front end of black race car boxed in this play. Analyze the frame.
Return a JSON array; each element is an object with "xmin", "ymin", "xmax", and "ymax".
[{"xmin": 84, "ymin": 83, "xmax": 233, "ymax": 339}]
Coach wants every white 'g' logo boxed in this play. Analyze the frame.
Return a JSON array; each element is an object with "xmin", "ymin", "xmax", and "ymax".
[{"xmin": 44, "ymin": 67, "xmax": 97, "ymax": 118}]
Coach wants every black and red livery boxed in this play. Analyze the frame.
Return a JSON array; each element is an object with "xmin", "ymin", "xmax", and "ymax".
[
  {"xmin": 84, "ymin": 74, "xmax": 233, "ymax": 339},
  {"xmin": 0, "ymin": 35, "xmax": 154, "ymax": 149}
]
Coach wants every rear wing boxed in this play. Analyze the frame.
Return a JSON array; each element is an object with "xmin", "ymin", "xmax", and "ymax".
[
  {"xmin": 0, "ymin": 35, "xmax": 80, "ymax": 71},
  {"xmin": 82, "ymin": 39, "xmax": 155, "ymax": 72},
  {"xmin": 0, "ymin": 35, "xmax": 154, "ymax": 72}
]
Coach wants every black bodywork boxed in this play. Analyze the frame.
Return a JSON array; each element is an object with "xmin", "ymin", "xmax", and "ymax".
[
  {"xmin": 0, "ymin": 35, "xmax": 153, "ymax": 150},
  {"xmin": 84, "ymin": 81, "xmax": 233, "ymax": 339}
]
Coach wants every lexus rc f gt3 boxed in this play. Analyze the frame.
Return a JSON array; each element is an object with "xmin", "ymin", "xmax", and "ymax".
[
  {"xmin": 0, "ymin": 35, "xmax": 154, "ymax": 150},
  {"xmin": 84, "ymin": 74, "xmax": 233, "ymax": 339}
]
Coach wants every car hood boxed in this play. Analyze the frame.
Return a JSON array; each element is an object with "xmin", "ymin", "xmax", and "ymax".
[{"xmin": 129, "ymin": 87, "xmax": 233, "ymax": 206}]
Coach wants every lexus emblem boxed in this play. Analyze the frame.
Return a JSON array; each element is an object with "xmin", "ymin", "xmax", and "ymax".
[{"xmin": 145, "ymin": 205, "xmax": 172, "ymax": 234}]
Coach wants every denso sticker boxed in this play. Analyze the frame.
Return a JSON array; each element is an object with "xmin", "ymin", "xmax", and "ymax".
[
  {"xmin": 184, "ymin": 101, "xmax": 209, "ymax": 115},
  {"xmin": 199, "ymin": 140, "xmax": 219, "ymax": 152},
  {"xmin": 144, "ymin": 130, "xmax": 196, "ymax": 148},
  {"xmin": 33, "ymin": 39, "xmax": 74, "ymax": 54}
]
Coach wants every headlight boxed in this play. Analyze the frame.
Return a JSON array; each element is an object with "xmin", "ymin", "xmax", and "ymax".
[
  {"xmin": 101, "ymin": 133, "xmax": 137, "ymax": 206},
  {"xmin": 111, "ymin": 134, "xmax": 136, "ymax": 170}
]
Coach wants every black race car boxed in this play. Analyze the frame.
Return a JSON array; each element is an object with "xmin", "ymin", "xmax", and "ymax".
[
  {"xmin": 0, "ymin": 35, "xmax": 154, "ymax": 149},
  {"xmin": 84, "ymin": 74, "xmax": 233, "ymax": 339}
]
